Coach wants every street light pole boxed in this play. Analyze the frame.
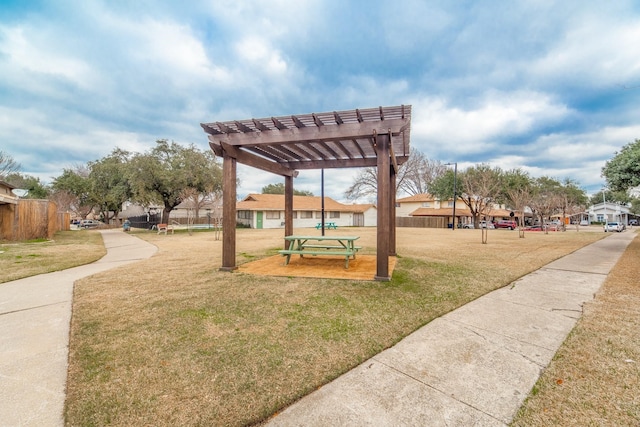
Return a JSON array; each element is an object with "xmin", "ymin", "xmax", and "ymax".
[
  {"xmin": 602, "ymin": 188, "xmax": 607, "ymax": 224},
  {"xmin": 445, "ymin": 162, "xmax": 457, "ymax": 230}
]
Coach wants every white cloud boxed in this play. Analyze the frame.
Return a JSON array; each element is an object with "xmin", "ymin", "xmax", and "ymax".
[
  {"xmin": 411, "ymin": 90, "xmax": 572, "ymax": 157},
  {"xmin": 531, "ymin": 14, "xmax": 640, "ymax": 87},
  {"xmin": 0, "ymin": 25, "xmax": 94, "ymax": 90},
  {"xmin": 234, "ymin": 37, "xmax": 288, "ymax": 75}
]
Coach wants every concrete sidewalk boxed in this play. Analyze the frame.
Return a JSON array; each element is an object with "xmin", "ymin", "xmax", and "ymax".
[
  {"xmin": 267, "ymin": 231, "xmax": 636, "ymax": 426},
  {"xmin": 0, "ymin": 230, "xmax": 157, "ymax": 427}
]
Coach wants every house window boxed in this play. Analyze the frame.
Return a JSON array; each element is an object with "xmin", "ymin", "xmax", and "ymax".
[
  {"xmin": 421, "ymin": 202, "xmax": 431, "ymax": 207},
  {"xmin": 446, "ymin": 201, "xmax": 454, "ymax": 207},
  {"xmin": 237, "ymin": 210, "xmax": 252, "ymax": 219},
  {"xmin": 300, "ymin": 211, "xmax": 313, "ymax": 219},
  {"xmin": 266, "ymin": 211, "xmax": 280, "ymax": 219},
  {"xmin": 330, "ymin": 211, "xmax": 340, "ymax": 218},
  {"xmin": 291, "ymin": 211, "xmax": 297, "ymax": 219}
]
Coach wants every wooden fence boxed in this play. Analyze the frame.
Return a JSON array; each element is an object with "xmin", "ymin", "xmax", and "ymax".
[
  {"xmin": 0, "ymin": 199, "xmax": 69, "ymax": 241},
  {"xmin": 396, "ymin": 216, "xmax": 448, "ymax": 229}
]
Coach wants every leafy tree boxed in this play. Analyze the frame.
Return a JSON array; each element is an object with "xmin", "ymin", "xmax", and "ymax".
[
  {"xmin": 557, "ymin": 178, "xmax": 587, "ymax": 230},
  {"xmin": 4, "ymin": 173, "xmax": 50, "ymax": 199},
  {"xmin": 528, "ymin": 176, "xmax": 563, "ymax": 228},
  {"xmin": 602, "ymin": 139, "xmax": 640, "ymax": 192},
  {"xmin": 129, "ymin": 140, "xmax": 222, "ymax": 224},
  {"xmin": 0, "ymin": 150, "xmax": 21, "ymax": 180},
  {"xmin": 630, "ymin": 198, "xmax": 640, "ymax": 216},
  {"xmin": 262, "ymin": 182, "xmax": 313, "ymax": 196},
  {"xmin": 179, "ymin": 150, "xmax": 224, "ymax": 221},
  {"xmin": 431, "ymin": 164, "xmax": 504, "ymax": 228},
  {"xmin": 51, "ymin": 167, "xmax": 94, "ymax": 218},
  {"xmin": 589, "ymin": 189, "xmax": 630, "ymax": 206},
  {"xmin": 88, "ymin": 149, "xmax": 133, "ymax": 224}
]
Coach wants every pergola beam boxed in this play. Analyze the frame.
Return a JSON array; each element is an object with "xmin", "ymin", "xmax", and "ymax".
[
  {"xmin": 208, "ymin": 119, "xmax": 408, "ymax": 146},
  {"xmin": 212, "ymin": 140, "xmax": 298, "ymax": 177}
]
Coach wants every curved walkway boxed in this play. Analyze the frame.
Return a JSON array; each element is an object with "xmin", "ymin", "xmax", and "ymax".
[{"xmin": 0, "ymin": 230, "xmax": 157, "ymax": 427}]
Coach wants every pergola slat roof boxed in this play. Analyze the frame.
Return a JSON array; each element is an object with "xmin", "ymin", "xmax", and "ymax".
[
  {"xmin": 200, "ymin": 105, "xmax": 411, "ymax": 281},
  {"xmin": 201, "ymin": 105, "xmax": 411, "ymax": 174}
]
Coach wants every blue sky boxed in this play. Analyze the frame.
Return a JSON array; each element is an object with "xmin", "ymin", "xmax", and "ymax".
[{"xmin": 1, "ymin": 0, "xmax": 640, "ymax": 201}]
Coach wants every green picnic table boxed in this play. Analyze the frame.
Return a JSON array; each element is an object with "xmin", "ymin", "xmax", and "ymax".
[{"xmin": 279, "ymin": 235, "xmax": 360, "ymax": 268}]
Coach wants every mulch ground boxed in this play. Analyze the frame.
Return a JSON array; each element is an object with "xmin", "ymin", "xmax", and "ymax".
[{"xmin": 239, "ymin": 254, "xmax": 397, "ymax": 281}]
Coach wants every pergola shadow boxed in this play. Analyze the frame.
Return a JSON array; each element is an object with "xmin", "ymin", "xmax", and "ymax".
[{"xmin": 201, "ymin": 105, "xmax": 411, "ymax": 281}]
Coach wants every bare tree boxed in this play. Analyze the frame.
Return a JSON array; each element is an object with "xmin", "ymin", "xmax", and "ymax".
[
  {"xmin": 344, "ymin": 167, "xmax": 379, "ymax": 201},
  {"xmin": 0, "ymin": 150, "xmax": 21, "ymax": 179},
  {"xmin": 344, "ymin": 148, "xmax": 446, "ymax": 201},
  {"xmin": 398, "ymin": 149, "xmax": 448, "ymax": 196},
  {"xmin": 503, "ymin": 169, "xmax": 533, "ymax": 238}
]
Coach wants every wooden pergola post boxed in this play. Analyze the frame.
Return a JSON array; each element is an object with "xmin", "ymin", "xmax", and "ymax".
[
  {"xmin": 389, "ymin": 164, "xmax": 397, "ymax": 256},
  {"xmin": 375, "ymin": 133, "xmax": 391, "ymax": 281},
  {"xmin": 284, "ymin": 175, "xmax": 294, "ymax": 249},
  {"xmin": 220, "ymin": 152, "xmax": 237, "ymax": 271}
]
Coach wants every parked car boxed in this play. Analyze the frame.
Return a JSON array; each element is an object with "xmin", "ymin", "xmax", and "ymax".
[
  {"xmin": 603, "ymin": 222, "xmax": 623, "ymax": 232},
  {"xmin": 462, "ymin": 220, "xmax": 495, "ymax": 229},
  {"xmin": 79, "ymin": 219, "xmax": 102, "ymax": 229},
  {"xmin": 579, "ymin": 219, "xmax": 589, "ymax": 226},
  {"xmin": 494, "ymin": 220, "xmax": 517, "ymax": 230},
  {"xmin": 629, "ymin": 219, "xmax": 638, "ymax": 226}
]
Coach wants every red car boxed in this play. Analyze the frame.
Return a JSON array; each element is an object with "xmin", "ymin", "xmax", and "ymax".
[{"xmin": 494, "ymin": 220, "xmax": 517, "ymax": 230}]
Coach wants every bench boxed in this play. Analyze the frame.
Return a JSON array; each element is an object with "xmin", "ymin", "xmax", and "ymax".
[
  {"xmin": 278, "ymin": 248, "xmax": 358, "ymax": 268},
  {"xmin": 157, "ymin": 223, "xmax": 174, "ymax": 235}
]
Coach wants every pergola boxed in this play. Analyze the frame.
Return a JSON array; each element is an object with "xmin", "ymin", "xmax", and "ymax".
[{"xmin": 200, "ymin": 105, "xmax": 412, "ymax": 281}]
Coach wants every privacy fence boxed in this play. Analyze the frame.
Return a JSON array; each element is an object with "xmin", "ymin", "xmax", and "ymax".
[
  {"xmin": 0, "ymin": 199, "xmax": 69, "ymax": 241},
  {"xmin": 396, "ymin": 216, "xmax": 448, "ymax": 228}
]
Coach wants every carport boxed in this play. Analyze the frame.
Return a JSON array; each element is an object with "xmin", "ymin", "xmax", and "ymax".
[{"xmin": 200, "ymin": 105, "xmax": 411, "ymax": 281}]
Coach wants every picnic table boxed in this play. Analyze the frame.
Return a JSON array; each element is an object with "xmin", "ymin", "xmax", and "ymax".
[
  {"xmin": 279, "ymin": 235, "xmax": 361, "ymax": 268},
  {"xmin": 315, "ymin": 222, "xmax": 337, "ymax": 230}
]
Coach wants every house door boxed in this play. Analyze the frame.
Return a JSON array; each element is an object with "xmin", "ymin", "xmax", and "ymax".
[
  {"xmin": 256, "ymin": 211, "xmax": 263, "ymax": 229},
  {"xmin": 353, "ymin": 213, "xmax": 364, "ymax": 226}
]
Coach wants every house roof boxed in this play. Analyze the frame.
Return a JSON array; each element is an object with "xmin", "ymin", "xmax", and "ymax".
[
  {"xmin": 0, "ymin": 180, "xmax": 19, "ymax": 205},
  {"xmin": 410, "ymin": 207, "xmax": 473, "ymax": 217},
  {"xmin": 237, "ymin": 194, "xmax": 363, "ymax": 212},
  {"xmin": 396, "ymin": 193, "xmax": 434, "ymax": 203},
  {"xmin": 487, "ymin": 208, "xmax": 515, "ymax": 217}
]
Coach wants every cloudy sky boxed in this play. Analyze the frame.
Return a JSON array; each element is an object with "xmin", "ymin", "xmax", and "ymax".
[{"xmin": 2, "ymin": 0, "xmax": 639, "ymax": 201}]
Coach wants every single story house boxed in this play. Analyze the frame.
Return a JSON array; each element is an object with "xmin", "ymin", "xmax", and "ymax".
[
  {"xmin": 588, "ymin": 201, "xmax": 631, "ymax": 224},
  {"xmin": 396, "ymin": 193, "xmax": 518, "ymax": 227},
  {"xmin": 236, "ymin": 194, "xmax": 376, "ymax": 229}
]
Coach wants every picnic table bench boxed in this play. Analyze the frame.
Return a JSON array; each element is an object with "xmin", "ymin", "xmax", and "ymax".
[
  {"xmin": 315, "ymin": 222, "xmax": 337, "ymax": 230},
  {"xmin": 279, "ymin": 235, "xmax": 360, "ymax": 268}
]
